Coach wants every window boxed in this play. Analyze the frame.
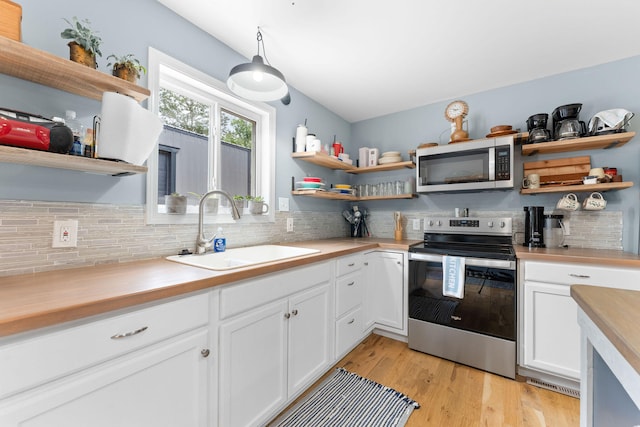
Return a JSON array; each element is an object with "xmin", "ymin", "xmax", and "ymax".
[{"xmin": 146, "ymin": 48, "xmax": 276, "ymax": 224}]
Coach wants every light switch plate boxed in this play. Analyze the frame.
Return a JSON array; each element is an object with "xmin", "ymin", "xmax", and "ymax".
[
  {"xmin": 412, "ymin": 219, "xmax": 421, "ymax": 230},
  {"xmin": 278, "ymin": 197, "xmax": 290, "ymax": 212}
]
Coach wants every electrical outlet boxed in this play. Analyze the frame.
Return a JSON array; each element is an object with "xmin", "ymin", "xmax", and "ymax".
[
  {"xmin": 286, "ymin": 217, "xmax": 294, "ymax": 232},
  {"xmin": 412, "ymin": 219, "xmax": 421, "ymax": 230},
  {"xmin": 278, "ymin": 197, "xmax": 290, "ymax": 212},
  {"xmin": 52, "ymin": 220, "xmax": 78, "ymax": 248}
]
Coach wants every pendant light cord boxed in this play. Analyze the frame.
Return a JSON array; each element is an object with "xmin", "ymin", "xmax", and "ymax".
[{"xmin": 256, "ymin": 27, "xmax": 274, "ymax": 66}]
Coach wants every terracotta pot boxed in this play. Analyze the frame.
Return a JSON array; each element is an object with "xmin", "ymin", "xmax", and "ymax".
[
  {"xmin": 112, "ymin": 64, "xmax": 138, "ymax": 83},
  {"xmin": 68, "ymin": 42, "xmax": 96, "ymax": 69}
]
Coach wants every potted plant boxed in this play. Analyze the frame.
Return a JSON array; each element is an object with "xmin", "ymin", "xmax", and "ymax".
[
  {"xmin": 60, "ymin": 17, "xmax": 102, "ymax": 68},
  {"xmin": 248, "ymin": 196, "xmax": 269, "ymax": 215},
  {"xmin": 107, "ymin": 54, "xmax": 147, "ymax": 84},
  {"xmin": 164, "ymin": 192, "xmax": 187, "ymax": 214},
  {"xmin": 233, "ymin": 195, "xmax": 249, "ymax": 211}
]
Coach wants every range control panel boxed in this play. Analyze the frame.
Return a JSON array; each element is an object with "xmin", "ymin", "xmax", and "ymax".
[{"xmin": 424, "ymin": 217, "xmax": 513, "ymax": 236}]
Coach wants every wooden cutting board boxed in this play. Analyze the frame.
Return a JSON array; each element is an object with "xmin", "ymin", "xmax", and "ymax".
[{"xmin": 523, "ymin": 156, "xmax": 591, "ymax": 185}]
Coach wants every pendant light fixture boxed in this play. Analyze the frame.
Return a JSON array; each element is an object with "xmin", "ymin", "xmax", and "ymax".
[{"xmin": 227, "ymin": 27, "xmax": 290, "ymax": 105}]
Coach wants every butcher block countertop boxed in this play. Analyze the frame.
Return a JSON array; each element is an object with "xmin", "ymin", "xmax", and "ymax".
[
  {"xmin": 571, "ymin": 285, "xmax": 640, "ymax": 375},
  {"xmin": 515, "ymin": 246, "xmax": 640, "ymax": 268},
  {"xmin": 0, "ymin": 238, "xmax": 420, "ymax": 338}
]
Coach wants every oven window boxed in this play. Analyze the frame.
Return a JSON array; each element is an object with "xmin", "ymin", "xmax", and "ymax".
[
  {"xmin": 419, "ymin": 149, "xmax": 489, "ymax": 185},
  {"xmin": 409, "ymin": 260, "xmax": 515, "ymax": 340}
]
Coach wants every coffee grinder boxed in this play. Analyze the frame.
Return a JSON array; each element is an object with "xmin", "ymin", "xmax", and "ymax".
[
  {"xmin": 523, "ymin": 206, "xmax": 545, "ymax": 248},
  {"xmin": 526, "ymin": 113, "xmax": 551, "ymax": 143}
]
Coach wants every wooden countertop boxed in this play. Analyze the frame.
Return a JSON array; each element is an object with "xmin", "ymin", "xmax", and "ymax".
[
  {"xmin": 0, "ymin": 238, "xmax": 419, "ymax": 338},
  {"xmin": 515, "ymin": 246, "xmax": 640, "ymax": 268},
  {"xmin": 571, "ymin": 285, "xmax": 640, "ymax": 375}
]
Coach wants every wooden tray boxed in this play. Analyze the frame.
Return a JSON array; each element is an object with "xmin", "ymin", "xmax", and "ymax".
[{"xmin": 523, "ymin": 156, "xmax": 591, "ymax": 186}]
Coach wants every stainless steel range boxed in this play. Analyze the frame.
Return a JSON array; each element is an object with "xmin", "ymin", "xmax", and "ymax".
[{"xmin": 408, "ymin": 216, "xmax": 516, "ymax": 379}]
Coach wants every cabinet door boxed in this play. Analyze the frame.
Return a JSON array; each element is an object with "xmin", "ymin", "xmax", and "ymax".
[
  {"xmin": 365, "ymin": 251, "xmax": 405, "ymax": 331},
  {"xmin": 523, "ymin": 280, "xmax": 580, "ymax": 380},
  {"xmin": 0, "ymin": 329, "xmax": 210, "ymax": 427},
  {"xmin": 219, "ymin": 299, "xmax": 288, "ymax": 427},
  {"xmin": 288, "ymin": 282, "xmax": 333, "ymax": 396}
]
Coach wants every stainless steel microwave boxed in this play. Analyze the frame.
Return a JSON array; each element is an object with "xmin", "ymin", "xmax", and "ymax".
[{"xmin": 416, "ymin": 137, "xmax": 514, "ymax": 193}]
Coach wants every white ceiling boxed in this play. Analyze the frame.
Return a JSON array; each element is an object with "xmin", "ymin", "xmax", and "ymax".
[{"xmin": 158, "ymin": 0, "xmax": 640, "ymax": 123}]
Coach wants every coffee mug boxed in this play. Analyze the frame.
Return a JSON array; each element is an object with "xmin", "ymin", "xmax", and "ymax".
[
  {"xmin": 249, "ymin": 201, "xmax": 269, "ymax": 215},
  {"xmin": 556, "ymin": 193, "xmax": 580, "ymax": 211},
  {"xmin": 522, "ymin": 173, "xmax": 540, "ymax": 189},
  {"xmin": 583, "ymin": 192, "xmax": 607, "ymax": 210}
]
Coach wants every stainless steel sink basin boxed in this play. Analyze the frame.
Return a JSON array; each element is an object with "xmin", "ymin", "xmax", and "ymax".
[{"xmin": 166, "ymin": 245, "xmax": 320, "ymax": 271}]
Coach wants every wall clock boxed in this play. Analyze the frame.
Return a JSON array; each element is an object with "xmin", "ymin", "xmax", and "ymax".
[{"xmin": 444, "ymin": 100, "xmax": 470, "ymax": 143}]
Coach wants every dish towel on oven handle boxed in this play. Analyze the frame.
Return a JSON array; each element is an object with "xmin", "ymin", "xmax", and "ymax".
[{"xmin": 442, "ymin": 255, "xmax": 465, "ymax": 299}]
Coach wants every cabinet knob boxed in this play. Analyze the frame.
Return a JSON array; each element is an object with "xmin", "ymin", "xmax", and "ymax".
[
  {"xmin": 364, "ymin": 262, "xmax": 369, "ymax": 266},
  {"xmin": 284, "ymin": 312, "xmax": 291, "ymax": 319},
  {"xmin": 397, "ymin": 261, "xmax": 401, "ymax": 265},
  {"xmin": 292, "ymin": 309, "xmax": 299, "ymax": 316},
  {"xmin": 201, "ymin": 349, "xmax": 210, "ymax": 358}
]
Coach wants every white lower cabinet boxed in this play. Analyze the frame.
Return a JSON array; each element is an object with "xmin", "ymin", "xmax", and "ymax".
[
  {"xmin": 334, "ymin": 253, "xmax": 365, "ymax": 358},
  {"xmin": 364, "ymin": 250, "xmax": 406, "ymax": 334},
  {"xmin": 218, "ymin": 264, "xmax": 333, "ymax": 427},
  {"xmin": 520, "ymin": 260, "xmax": 640, "ymax": 384},
  {"xmin": 0, "ymin": 293, "xmax": 211, "ymax": 427}
]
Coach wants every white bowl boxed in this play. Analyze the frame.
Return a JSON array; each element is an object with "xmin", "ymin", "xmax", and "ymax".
[
  {"xmin": 381, "ymin": 151, "xmax": 401, "ymax": 158},
  {"xmin": 378, "ymin": 156, "xmax": 402, "ymax": 165}
]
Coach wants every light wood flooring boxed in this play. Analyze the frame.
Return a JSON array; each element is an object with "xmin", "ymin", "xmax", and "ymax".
[{"xmin": 277, "ymin": 334, "xmax": 580, "ymax": 427}]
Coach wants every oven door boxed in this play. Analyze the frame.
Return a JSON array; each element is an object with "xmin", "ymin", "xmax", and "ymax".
[{"xmin": 408, "ymin": 252, "xmax": 516, "ymax": 341}]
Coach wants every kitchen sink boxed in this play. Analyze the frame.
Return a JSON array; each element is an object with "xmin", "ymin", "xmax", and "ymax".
[{"xmin": 166, "ymin": 245, "xmax": 321, "ymax": 271}]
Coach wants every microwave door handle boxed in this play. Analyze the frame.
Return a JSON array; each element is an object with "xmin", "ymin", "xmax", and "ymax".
[
  {"xmin": 488, "ymin": 146, "xmax": 496, "ymax": 181},
  {"xmin": 409, "ymin": 252, "xmax": 515, "ymax": 270}
]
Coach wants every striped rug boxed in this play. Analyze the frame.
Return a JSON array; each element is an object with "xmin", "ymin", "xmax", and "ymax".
[{"xmin": 271, "ymin": 368, "xmax": 420, "ymax": 427}]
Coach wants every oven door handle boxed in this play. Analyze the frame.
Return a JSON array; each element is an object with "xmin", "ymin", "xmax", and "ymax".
[{"xmin": 409, "ymin": 252, "xmax": 515, "ymax": 270}]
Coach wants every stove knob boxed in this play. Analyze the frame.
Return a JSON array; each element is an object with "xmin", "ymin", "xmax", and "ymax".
[
  {"xmin": 500, "ymin": 221, "xmax": 506, "ymax": 228},
  {"xmin": 487, "ymin": 221, "xmax": 494, "ymax": 228},
  {"xmin": 436, "ymin": 220, "xmax": 442, "ymax": 226},
  {"xmin": 428, "ymin": 220, "xmax": 434, "ymax": 227}
]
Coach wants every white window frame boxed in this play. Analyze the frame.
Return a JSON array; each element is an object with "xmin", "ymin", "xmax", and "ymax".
[{"xmin": 145, "ymin": 47, "xmax": 276, "ymax": 225}]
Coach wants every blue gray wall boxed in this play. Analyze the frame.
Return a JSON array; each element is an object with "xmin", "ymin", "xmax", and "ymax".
[
  {"xmin": 350, "ymin": 57, "xmax": 640, "ymax": 252},
  {"xmin": 0, "ymin": 0, "xmax": 350, "ymax": 211},
  {"xmin": 1, "ymin": 1, "xmax": 639, "ymax": 251}
]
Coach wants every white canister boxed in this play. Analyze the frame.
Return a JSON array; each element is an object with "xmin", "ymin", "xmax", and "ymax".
[
  {"xmin": 295, "ymin": 124, "xmax": 307, "ymax": 152},
  {"xmin": 305, "ymin": 134, "xmax": 316, "ymax": 151},
  {"xmin": 308, "ymin": 137, "xmax": 322, "ymax": 152}
]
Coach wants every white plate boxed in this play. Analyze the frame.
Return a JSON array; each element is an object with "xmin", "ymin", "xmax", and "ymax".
[
  {"xmin": 381, "ymin": 151, "xmax": 401, "ymax": 157},
  {"xmin": 378, "ymin": 156, "xmax": 402, "ymax": 165}
]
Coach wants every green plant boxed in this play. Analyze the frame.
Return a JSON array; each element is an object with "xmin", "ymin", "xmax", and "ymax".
[
  {"xmin": 60, "ymin": 17, "xmax": 102, "ymax": 57},
  {"xmin": 107, "ymin": 53, "xmax": 147, "ymax": 78},
  {"xmin": 251, "ymin": 196, "xmax": 264, "ymax": 202}
]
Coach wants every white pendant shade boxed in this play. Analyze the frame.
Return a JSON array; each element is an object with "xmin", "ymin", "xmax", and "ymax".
[{"xmin": 227, "ymin": 55, "xmax": 288, "ymax": 101}]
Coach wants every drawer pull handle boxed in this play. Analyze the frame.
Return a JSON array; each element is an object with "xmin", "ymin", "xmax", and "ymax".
[
  {"xmin": 348, "ymin": 263, "xmax": 355, "ymax": 267},
  {"xmin": 347, "ymin": 318, "xmax": 355, "ymax": 325},
  {"xmin": 347, "ymin": 281, "xmax": 355, "ymax": 286},
  {"xmin": 569, "ymin": 274, "xmax": 591, "ymax": 279},
  {"xmin": 201, "ymin": 349, "xmax": 210, "ymax": 358},
  {"xmin": 292, "ymin": 309, "xmax": 299, "ymax": 316},
  {"xmin": 110, "ymin": 326, "xmax": 148, "ymax": 340}
]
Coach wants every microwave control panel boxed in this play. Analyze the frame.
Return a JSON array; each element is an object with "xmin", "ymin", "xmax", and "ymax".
[{"xmin": 495, "ymin": 146, "xmax": 511, "ymax": 180}]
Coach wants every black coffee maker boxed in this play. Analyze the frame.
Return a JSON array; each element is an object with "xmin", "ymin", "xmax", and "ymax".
[
  {"xmin": 526, "ymin": 113, "xmax": 551, "ymax": 143},
  {"xmin": 552, "ymin": 103, "xmax": 587, "ymax": 140},
  {"xmin": 523, "ymin": 206, "xmax": 545, "ymax": 248}
]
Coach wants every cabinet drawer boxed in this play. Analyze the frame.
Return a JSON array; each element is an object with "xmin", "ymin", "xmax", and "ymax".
[
  {"xmin": 0, "ymin": 292, "xmax": 209, "ymax": 399},
  {"xmin": 523, "ymin": 261, "xmax": 640, "ymax": 290},
  {"xmin": 335, "ymin": 272, "xmax": 362, "ymax": 318},
  {"xmin": 336, "ymin": 307, "xmax": 363, "ymax": 357},
  {"xmin": 336, "ymin": 253, "xmax": 363, "ymax": 277},
  {"xmin": 219, "ymin": 261, "xmax": 330, "ymax": 319}
]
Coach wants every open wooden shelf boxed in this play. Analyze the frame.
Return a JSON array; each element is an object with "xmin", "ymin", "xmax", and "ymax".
[
  {"xmin": 291, "ymin": 190, "xmax": 416, "ymax": 201},
  {"xmin": 520, "ymin": 181, "xmax": 633, "ymax": 195},
  {"xmin": 291, "ymin": 152, "xmax": 414, "ymax": 173},
  {"xmin": 345, "ymin": 161, "xmax": 415, "ymax": 174},
  {"xmin": 0, "ymin": 145, "xmax": 147, "ymax": 176},
  {"xmin": 521, "ymin": 132, "xmax": 635, "ymax": 156},
  {"xmin": 0, "ymin": 36, "xmax": 150, "ymax": 102}
]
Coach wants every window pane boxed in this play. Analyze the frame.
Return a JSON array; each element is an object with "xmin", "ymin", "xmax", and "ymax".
[
  {"xmin": 219, "ymin": 109, "xmax": 255, "ymax": 198},
  {"xmin": 157, "ymin": 88, "xmax": 211, "ymax": 209}
]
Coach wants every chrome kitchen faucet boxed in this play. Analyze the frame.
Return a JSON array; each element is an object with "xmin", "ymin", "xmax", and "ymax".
[{"xmin": 196, "ymin": 190, "xmax": 241, "ymax": 254}]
